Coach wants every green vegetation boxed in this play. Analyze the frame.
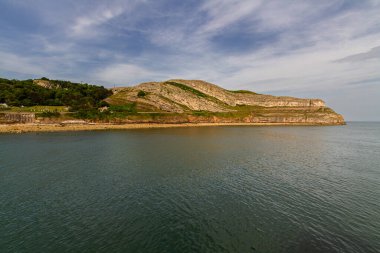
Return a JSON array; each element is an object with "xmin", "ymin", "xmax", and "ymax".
[
  {"xmin": 192, "ymin": 110, "xmax": 212, "ymax": 116},
  {"xmin": 0, "ymin": 77, "xmax": 112, "ymax": 111},
  {"xmin": 109, "ymin": 103, "xmax": 137, "ymax": 113},
  {"xmin": 72, "ymin": 103, "xmax": 137, "ymax": 119},
  {"xmin": 73, "ymin": 109, "xmax": 105, "ymax": 119},
  {"xmin": 165, "ymin": 81, "xmax": 207, "ymax": 98},
  {"xmin": 137, "ymin": 90, "xmax": 147, "ymax": 97},
  {"xmin": 192, "ymin": 110, "xmax": 251, "ymax": 118},
  {"xmin": 191, "ymin": 105, "xmax": 270, "ymax": 118},
  {"xmin": 6, "ymin": 106, "xmax": 68, "ymax": 112},
  {"xmin": 229, "ymin": 90, "xmax": 257, "ymax": 94},
  {"xmin": 36, "ymin": 111, "xmax": 61, "ymax": 118}
]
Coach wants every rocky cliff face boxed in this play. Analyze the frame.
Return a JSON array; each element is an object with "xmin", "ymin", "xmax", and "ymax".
[{"xmin": 105, "ymin": 79, "xmax": 345, "ymax": 125}]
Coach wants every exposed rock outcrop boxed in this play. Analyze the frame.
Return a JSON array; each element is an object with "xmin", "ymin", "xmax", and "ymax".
[
  {"xmin": 33, "ymin": 79, "xmax": 60, "ymax": 89},
  {"xmin": 105, "ymin": 79, "xmax": 344, "ymax": 125}
]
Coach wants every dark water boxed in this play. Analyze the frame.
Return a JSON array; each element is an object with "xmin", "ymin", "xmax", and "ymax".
[{"xmin": 0, "ymin": 123, "xmax": 379, "ymax": 253}]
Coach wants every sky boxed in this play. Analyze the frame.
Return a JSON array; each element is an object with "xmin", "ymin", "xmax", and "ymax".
[{"xmin": 0, "ymin": 0, "xmax": 379, "ymax": 121}]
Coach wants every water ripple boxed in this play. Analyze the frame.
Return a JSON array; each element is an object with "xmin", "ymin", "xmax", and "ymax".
[{"xmin": 0, "ymin": 124, "xmax": 379, "ymax": 252}]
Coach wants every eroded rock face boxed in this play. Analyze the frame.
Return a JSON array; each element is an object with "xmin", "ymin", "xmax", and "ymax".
[
  {"xmin": 107, "ymin": 81, "xmax": 231, "ymax": 112},
  {"xmin": 108, "ymin": 79, "xmax": 327, "ymax": 111},
  {"xmin": 105, "ymin": 79, "xmax": 344, "ymax": 125}
]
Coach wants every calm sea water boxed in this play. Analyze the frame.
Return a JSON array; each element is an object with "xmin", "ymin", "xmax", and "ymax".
[{"xmin": 0, "ymin": 123, "xmax": 379, "ymax": 253}]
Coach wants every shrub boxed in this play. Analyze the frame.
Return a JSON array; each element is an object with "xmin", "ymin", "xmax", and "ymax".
[
  {"xmin": 98, "ymin": 100, "xmax": 110, "ymax": 107},
  {"xmin": 137, "ymin": 90, "xmax": 146, "ymax": 97},
  {"xmin": 229, "ymin": 90, "xmax": 257, "ymax": 94},
  {"xmin": 37, "ymin": 111, "xmax": 60, "ymax": 118},
  {"xmin": 109, "ymin": 103, "xmax": 137, "ymax": 113}
]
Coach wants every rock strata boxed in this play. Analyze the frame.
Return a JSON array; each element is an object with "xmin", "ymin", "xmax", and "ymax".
[{"xmin": 106, "ymin": 79, "xmax": 344, "ymax": 125}]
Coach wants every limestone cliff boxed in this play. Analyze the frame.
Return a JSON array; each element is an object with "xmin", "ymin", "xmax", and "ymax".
[{"xmin": 105, "ymin": 79, "xmax": 344, "ymax": 125}]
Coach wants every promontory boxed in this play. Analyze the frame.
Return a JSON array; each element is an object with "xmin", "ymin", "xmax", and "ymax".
[{"xmin": 0, "ymin": 77, "xmax": 344, "ymax": 132}]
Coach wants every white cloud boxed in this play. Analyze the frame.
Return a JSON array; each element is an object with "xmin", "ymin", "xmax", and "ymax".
[
  {"xmin": 0, "ymin": 51, "xmax": 46, "ymax": 76},
  {"xmin": 199, "ymin": 0, "xmax": 262, "ymax": 34},
  {"xmin": 35, "ymin": 0, "xmax": 143, "ymax": 39},
  {"xmin": 336, "ymin": 46, "xmax": 380, "ymax": 62},
  {"xmin": 158, "ymin": 0, "xmax": 380, "ymax": 94},
  {"xmin": 70, "ymin": 7, "xmax": 125, "ymax": 37},
  {"xmin": 94, "ymin": 63, "xmax": 166, "ymax": 85}
]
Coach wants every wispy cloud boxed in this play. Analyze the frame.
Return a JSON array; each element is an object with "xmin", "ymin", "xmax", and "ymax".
[
  {"xmin": 94, "ymin": 63, "xmax": 166, "ymax": 85},
  {"xmin": 0, "ymin": 51, "xmax": 46, "ymax": 75},
  {"xmin": 199, "ymin": 0, "xmax": 262, "ymax": 34},
  {"xmin": 71, "ymin": 8, "xmax": 124, "ymax": 37},
  {"xmin": 335, "ymin": 46, "xmax": 380, "ymax": 62}
]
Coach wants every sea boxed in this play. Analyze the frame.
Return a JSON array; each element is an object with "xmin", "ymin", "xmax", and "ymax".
[{"xmin": 0, "ymin": 122, "xmax": 379, "ymax": 253}]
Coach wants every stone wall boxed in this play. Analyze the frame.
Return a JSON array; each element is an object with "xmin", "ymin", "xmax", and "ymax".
[{"xmin": 0, "ymin": 113, "xmax": 35, "ymax": 123}]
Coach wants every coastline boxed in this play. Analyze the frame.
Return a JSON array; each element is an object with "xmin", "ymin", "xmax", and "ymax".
[{"xmin": 0, "ymin": 122, "xmax": 344, "ymax": 133}]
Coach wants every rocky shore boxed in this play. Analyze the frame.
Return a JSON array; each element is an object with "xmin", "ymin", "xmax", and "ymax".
[{"xmin": 0, "ymin": 122, "xmax": 344, "ymax": 134}]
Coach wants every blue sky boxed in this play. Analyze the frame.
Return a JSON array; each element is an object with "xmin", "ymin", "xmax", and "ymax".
[{"xmin": 0, "ymin": 0, "xmax": 379, "ymax": 121}]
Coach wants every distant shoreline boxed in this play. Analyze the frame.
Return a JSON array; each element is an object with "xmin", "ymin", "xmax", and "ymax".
[{"xmin": 0, "ymin": 122, "xmax": 344, "ymax": 134}]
